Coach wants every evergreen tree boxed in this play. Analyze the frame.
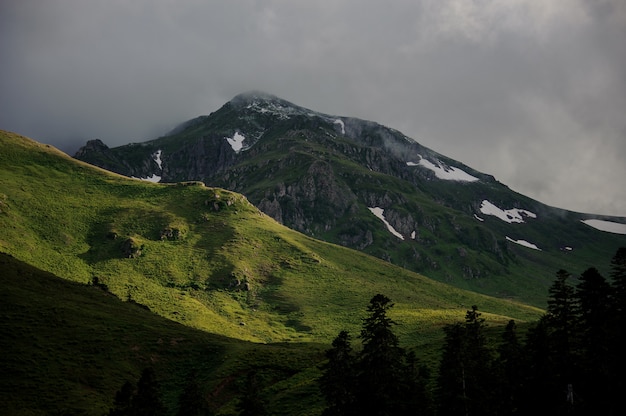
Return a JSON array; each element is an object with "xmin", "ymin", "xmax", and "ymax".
[
  {"xmin": 402, "ymin": 350, "xmax": 433, "ymax": 416},
  {"xmin": 608, "ymin": 247, "xmax": 626, "ymax": 416},
  {"xmin": 356, "ymin": 294, "xmax": 407, "ymax": 416},
  {"xmin": 436, "ymin": 322, "xmax": 468, "ymax": 416},
  {"xmin": 546, "ymin": 269, "xmax": 578, "ymax": 400},
  {"xmin": 319, "ymin": 331, "xmax": 357, "ymax": 416},
  {"xmin": 132, "ymin": 367, "xmax": 167, "ymax": 416},
  {"xmin": 436, "ymin": 306, "xmax": 496, "ymax": 416},
  {"xmin": 108, "ymin": 381, "xmax": 135, "ymax": 416},
  {"xmin": 236, "ymin": 370, "xmax": 267, "ymax": 416},
  {"xmin": 463, "ymin": 306, "xmax": 497, "ymax": 416},
  {"xmin": 575, "ymin": 267, "xmax": 612, "ymax": 414},
  {"xmin": 320, "ymin": 295, "xmax": 431, "ymax": 416},
  {"xmin": 519, "ymin": 316, "xmax": 559, "ymax": 415},
  {"xmin": 496, "ymin": 320, "xmax": 524, "ymax": 415},
  {"xmin": 177, "ymin": 369, "xmax": 211, "ymax": 416}
]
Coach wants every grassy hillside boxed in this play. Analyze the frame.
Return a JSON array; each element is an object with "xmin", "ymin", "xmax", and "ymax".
[
  {"xmin": 0, "ymin": 252, "xmax": 327, "ymax": 415},
  {"xmin": 0, "ymin": 130, "xmax": 543, "ymax": 343},
  {"xmin": 82, "ymin": 96, "xmax": 626, "ymax": 308},
  {"xmin": 0, "ymin": 130, "xmax": 547, "ymax": 413}
]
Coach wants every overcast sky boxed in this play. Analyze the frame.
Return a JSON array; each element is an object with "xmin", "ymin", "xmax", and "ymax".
[{"xmin": 1, "ymin": 0, "xmax": 625, "ymax": 216}]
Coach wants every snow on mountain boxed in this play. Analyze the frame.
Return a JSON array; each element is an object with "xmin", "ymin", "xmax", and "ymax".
[
  {"xmin": 581, "ymin": 219, "xmax": 626, "ymax": 235},
  {"xmin": 407, "ymin": 157, "xmax": 479, "ymax": 182},
  {"xmin": 368, "ymin": 207, "xmax": 404, "ymax": 240},
  {"xmin": 226, "ymin": 132, "xmax": 246, "ymax": 152},
  {"xmin": 479, "ymin": 200, "xmax": 537, "ymax": 224},
  {"xmin": 506, "ymin": 236, "xmax": 541, "ymax": 250},
  {"xmin": 132, "ymin": 174, "xmax": 161, "ymax": 183},
  {"xmin": 334, "ymin": 119, "xmax": 345, "ymax": 135},
  {"xmin": 153, "ymin": 150, "xmax": 163, "ymax": 170}
]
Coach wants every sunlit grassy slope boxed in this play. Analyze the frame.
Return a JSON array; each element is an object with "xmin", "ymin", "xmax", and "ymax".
[
  {"xmin": 0, "ymin": 130, "xmax": 549, "ymax": 414},
  {"xmin": 0, "ymin": 251, "xmax": 328, "ymax": 415},
  {"xmin": 0, "ymin": 130, "xmax": 543, "ymax": 346}
]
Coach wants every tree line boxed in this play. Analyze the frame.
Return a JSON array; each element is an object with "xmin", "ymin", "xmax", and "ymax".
[
  {"xmin": 107, "ymin": 247, "xmax": 625, "ymax": 415},
  {"xmin": 320, "ymin": 247, "xmax": 626, "ymax": 416}
]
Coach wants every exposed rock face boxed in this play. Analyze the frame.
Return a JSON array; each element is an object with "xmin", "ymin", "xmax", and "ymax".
[
  {"xmin": 75, "ymin": 139, "xmax": 160, "ymax": 179},
  {"xmin": 121, "ymin": 238, "xmax": 142, "ymax": 258},
  {"xmin": 74, "ymin": 91, "xmax": 621, "ymax": 288}
]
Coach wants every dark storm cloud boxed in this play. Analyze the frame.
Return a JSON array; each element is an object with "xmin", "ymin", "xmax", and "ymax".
[{"xmin": 1, "ymin": 0, "xmax": 625, "ymax": 215}]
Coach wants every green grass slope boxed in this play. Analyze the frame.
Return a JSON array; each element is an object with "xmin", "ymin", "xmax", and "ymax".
[
  {"xmin": 0, "ymin": 130, "xmax": 543, "ymax": 344},
  {"xmin": 0, "ymin": 252, "xmax": 327, "ymax": 415},
  {"xmin": 0, "ymin": 130, "xmax": 548, "ymax": 413}
]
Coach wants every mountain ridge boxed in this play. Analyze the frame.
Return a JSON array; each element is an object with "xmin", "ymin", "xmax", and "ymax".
[{"xmin": 72, "ymin": 93, "xmax": 626, "ymax": 306}]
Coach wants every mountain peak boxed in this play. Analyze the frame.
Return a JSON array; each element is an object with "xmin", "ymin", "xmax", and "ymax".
[
  {"xmin": 229, "ymin": 91, "xmax": 310, "ymax": 119},
  {"xmin": 230, "ymin": 90, "xmax": 291, "ymax": 108}
]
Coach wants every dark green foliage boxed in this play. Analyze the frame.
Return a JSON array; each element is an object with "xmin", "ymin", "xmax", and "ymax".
[
  {"xmin": 108, "ymin": 381, "xmax": 135, "ymax": 416},
  {"xmin": 519, "ymin": 316, "xmax": 560, "ymax": 414},
  {"xmin": 320, "ymin": 295, "xmax": 432, "ymax": 416},
  {"xmin": 108, "ymin": 368, "xmax": 166, "ymax": 416},
  {"xmin": 134, "ymin": 368, "xmax": 167, "ymax": 416},
  {"xmin": 319, "ymin": 331, "xmax": 357, "ymax": 416},
  {"xmin": 496, "ymin": 320, "xmax": 524, "ymax": 415},
  {"xmin": 437, "ymin": 306, "xmax": 497, "ymax": 416},
  {"xmin": 236, "ymin": 370, "xmax": 267, "ymax": 416},
  {"xmin": 609, "ymin": 247, "xmax": 626, "ymax": 416},
  {"xmin": 575, "ymin": 267, "xmax": 612, "ymax": 415},
  {"xmin": 436, "ymin": 322, "xmax": 467, "ymax": 416},
  {"xmin": 546, "ymin": 270, "xmax": 577, "ymax": 383},
  {"xmin": 176, "ymin": 370, "xmax": 211, "ymax": 416}
]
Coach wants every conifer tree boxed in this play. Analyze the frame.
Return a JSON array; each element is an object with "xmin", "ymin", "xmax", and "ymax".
[
  {"xmin": 463, "ymin": 305, "xmax": 497, "ymax": 415},
  {"xmin": 236, "ymin": 370, "xmax": 267, "ymax": 416},
  {"xmin": 608, "ymin": 247, "xmax": 626, "ymax": 416},
  {"xmin": 108, "ymin": 381, "xmax": 135, "ymax": 416},
  {"xmin": 575, "ymin": 267, "xmax": 612, "ymax": 413},
  {"xmin": 546, "ymin": 269, "xmax": 578, "ymax": 384},
  {"xmin": 520, "ymin": 315, "xmax": 566, "ymax": 414},
  {"xmin": 132, "ymin": 367, "xmax": 167, "ymax": 416},
  {"xmin": 177, "ymin": 369, "xmax": 211, "ymax": 416},
  {"xmin": 319, "ymin": 331, "xmax": 357, "ymax": 416},
  {"xmin": 436, "ymin": 322, "xmax": 467, "ymax": 416},
  {"xmin": 356, "ymin": 294, "xmax": 406, "ymax": 416},
  {"xmin": 497, "ymin": 320, "xmax": 524, "ymax": 415},
  {"xmin": 320, "ymin": 294, "xmax": 430, "ymax": 416}
]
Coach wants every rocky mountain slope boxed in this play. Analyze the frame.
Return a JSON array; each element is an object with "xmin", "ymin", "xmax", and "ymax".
[{"xmin": 74, "ymin": 92, "xmax": 626, "ymax": 306}]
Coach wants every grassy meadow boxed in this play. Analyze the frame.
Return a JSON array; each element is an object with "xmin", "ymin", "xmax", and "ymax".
[{"xmin": 0, "ymin": 130, "xmax": 546, "ymax": 414}]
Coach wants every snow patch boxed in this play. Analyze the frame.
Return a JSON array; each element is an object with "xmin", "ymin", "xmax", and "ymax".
[
  {"xmin": 479, "ymin": 200, "xmax": 537, "ymax": 224},
  {"xmin": 474, "ymin": 214, "xmax": 484, "ymax": 222},
  {"xmin": 226, "ymin": 132, "xmax": 246, "ymax": 152},
  {"xmin": 410, "ymin": 230, "xmax": 416, "ymax": 239},
  {"xmin": 334, "ymin": 119, "xmax": 345, "ymax": 135},
  {"xmin": 407, "ymin": 156, "xmax": 479, "ymax": 182},
  {"xmin": 581, "ymin": 219, "xmax": 626, "ymax": 235},
  {"xmin": 506, "ymin": 236, "xmax": 541, "ymax": 251},
  {"xmin": 132, "ymin": 174, "xmax": 161, "ymax": 183},
  {"xmin": 368, "ymin": 207, "xmax": 404, "ymax": 240},
  {"xmin": 153, "ymin": 150, "xmax": 163, "ymax": 170}
]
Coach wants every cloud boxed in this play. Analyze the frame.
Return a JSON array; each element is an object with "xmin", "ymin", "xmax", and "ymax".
[{"xmin": 1, "ymin": 0, "xmax": 624, "ymax": 216}]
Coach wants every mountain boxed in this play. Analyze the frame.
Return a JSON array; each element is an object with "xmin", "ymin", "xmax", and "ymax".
[
  {"xmin": 0, "ymin": 129, "xmax": 543, "ymax": 341},
  {"xmin": 74, "ymin": 91, "xmax": 626, "ymax": 307},
  {"xmin": 0, "ymin": 129, "xmax": 545, "ymax": 414}
]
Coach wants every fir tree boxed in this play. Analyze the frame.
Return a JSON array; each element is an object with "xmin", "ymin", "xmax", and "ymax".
[
  {"xmin": 436, "ymin": 322, "xmax": 468, "ymax": 416},
  {"xmin": 496, "ymin": 320, "xmax": 524, "ymax": 415},
  {"xmin": 108, "ymin": 381, "xmax": 135, "ymax": 416},
  {"xmin": 132, "ymin": 367, "xmax": 167, "ymax": 416},
  {"xmin": 319, "ymin": 331, "xmax": 357, "ymax": 416},
  {"xmin": 356, "ymin": 294, "xmax": 407, "ymax": 416},
  {"xmin": 575, "ymin": 267, "xmax": 612, "ymax": 414},
  {"xmin": 177, "ymin": 369, "xmax": 211, "ymax": 416},
  {"xmin": 236, "ymin": 370, "xmax": 267, "ymax": 416},
  {"xmin": 608, "ymin": 247, "xmax": 626, "ymax": 416}
]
